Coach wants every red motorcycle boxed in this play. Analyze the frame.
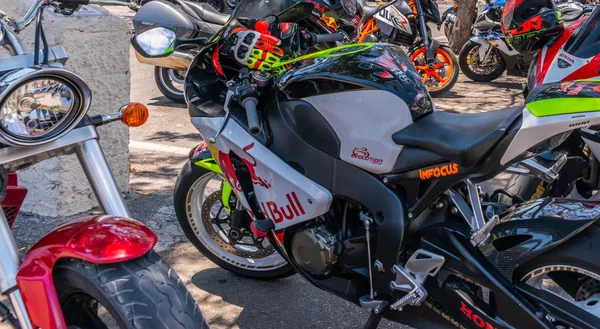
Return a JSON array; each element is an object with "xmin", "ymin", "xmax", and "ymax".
[
  {"xmin": 500, "ymin": 5, "xmax": 600, "ymax": 203},
  {"xmin": 527, "ymin": 5, "xmax": 599, "ymax": 88},
  {"xmin": 0, "ymin": 1, "xmax": 206, "ymax": 328}
]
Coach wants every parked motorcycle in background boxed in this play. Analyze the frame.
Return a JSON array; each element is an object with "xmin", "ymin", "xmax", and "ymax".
[
  {"xmin": 349, "ymin": 0, "xmax": 459, "ymax": 95},
  {"xmin": 0, "ymin": 1, "xmax": 206, "ymax": 328},
  {"xmin": 499, "ymin": 5, "xmax": 600, "ymax": 203},
  {"xmin": 132, "ymin": 0, "xmax": 229, "ymax": 103},
  {"xmin": 457, "ymin": 0, "xmax": 595, "ymax": 82},
  {"xmin": 457, "ymin": 0, "xmax": 529, "ymax": 82}
]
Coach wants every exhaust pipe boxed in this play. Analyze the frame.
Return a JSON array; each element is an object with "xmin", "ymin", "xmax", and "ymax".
[{"xmin": 134, "ymin": 50, "xmax": 194, "ymax": 70}]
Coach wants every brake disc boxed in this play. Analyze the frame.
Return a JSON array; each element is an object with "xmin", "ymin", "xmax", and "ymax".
[{"xmin": 201, "ymin": 191, "xmax": 275, "ymax": 259}]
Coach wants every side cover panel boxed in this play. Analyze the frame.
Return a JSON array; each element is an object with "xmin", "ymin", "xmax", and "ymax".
[
  {"xmin": 190, "ymin": 117, "xmax": 333, "ymax": 229},
  {"xmin": 303, "ymin": 90, "xmax": 411, "ymax": 174}
]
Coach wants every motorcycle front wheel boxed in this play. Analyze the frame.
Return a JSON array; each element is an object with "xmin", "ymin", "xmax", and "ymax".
[
  {"xmin": 54, "ymin": 251, "xmax": 207, "ymax": 329},
  {"xmin": 154, "ymin": 67, "xmax": 186, "ymax": 103},
  {"xmin": 174, "ymin": 160, "xmax": 295, "ymax": 279},
  {"xmin": 458, "ymin": 40, "xmax": 506, "ymax": 82},
  {"xmin": 410, "ymin": 45, "xmax": 459, "ymax": 96}
]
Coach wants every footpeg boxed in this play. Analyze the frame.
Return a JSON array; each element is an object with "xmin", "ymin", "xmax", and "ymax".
[
  {"xmin": 389, "ymin": 249, "xmax": 445, "ymax": 311},
  {"xmin": 471, "ymin": 214, "xmax": 499, "ymax": 246}
]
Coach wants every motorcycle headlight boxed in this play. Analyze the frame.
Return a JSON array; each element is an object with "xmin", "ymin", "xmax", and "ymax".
[{"xmin": 0, "ymin": 67, "xmax": 90, "ymax": 146}]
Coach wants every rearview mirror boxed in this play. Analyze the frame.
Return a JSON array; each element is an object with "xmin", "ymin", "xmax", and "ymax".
[{"xmin": 132, "ymin": 27, "xmax": 176, "ymax": 58}]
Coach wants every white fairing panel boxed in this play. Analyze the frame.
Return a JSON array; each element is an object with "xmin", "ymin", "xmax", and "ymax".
[
  {"xmin": 191, "ymin": 117, "xmax": 333, "ymax": 230},
  {"xmin": 542, "ymin": 48, "xmax": 595, "ymax": 84},
  {"xmin": 303, "ymin": 90, "xmax": 412, "ymax": 174},
  {"xmin": 501, "ymin": 108, "xmax": 600, "ymax": 164},
  {"xmin": 376, "ymin": 6, "xmax": 412, "ymax": 35}
]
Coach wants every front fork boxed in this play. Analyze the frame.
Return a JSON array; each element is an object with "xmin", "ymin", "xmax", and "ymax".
[
  {"xmin": 414, "ymin": 0, "xmax": 435, "ymax": 66},
  {"xmin": 0, "ymin": 209, "xmax": 32, "ymax": 329},
  {"xmin": 0, "ymin": 134, "xmax": 129, "ymax": 329}
]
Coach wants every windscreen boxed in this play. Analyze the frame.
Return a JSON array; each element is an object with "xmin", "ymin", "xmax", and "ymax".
[{"xmin": 564, "ymin": 7, "xmax": 600, "ymax": 58}]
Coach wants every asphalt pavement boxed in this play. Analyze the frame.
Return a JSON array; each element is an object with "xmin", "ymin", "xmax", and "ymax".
[{"xmin": 11, "ymin": 4, "xmax": 526, "ymax": 329}]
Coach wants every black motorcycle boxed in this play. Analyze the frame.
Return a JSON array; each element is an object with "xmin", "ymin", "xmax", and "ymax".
[{"xmin": 138, "ymin": 1, "xmax": 600, "ymax": 328}]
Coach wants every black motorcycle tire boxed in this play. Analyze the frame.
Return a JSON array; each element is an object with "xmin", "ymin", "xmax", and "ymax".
[
  {"xmin": 54, "ymin": 251, "xmax": 207, "ymax": 329},
  {"xmin": 155, "ymin": 66, "xmax": 186, "ymax": 104},
  {"xmin": 444, "ymin": 22, "xmax": 452, "ymax": 41},
  {"xmin": 174, "ymin": 160, "xmax": 296, "ymax": 280},
  {"xmin": 459, "ymin": 41, "xmax": 506, "ymax": 82},
  {"xmin": 497, "ymin": 158, "xmax": 552, "ymax": 204}
]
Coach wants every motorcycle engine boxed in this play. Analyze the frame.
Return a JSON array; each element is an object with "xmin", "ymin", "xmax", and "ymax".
[{"xmin": 291, "ymin": 226, "xmax": 338, "ymax": 276}]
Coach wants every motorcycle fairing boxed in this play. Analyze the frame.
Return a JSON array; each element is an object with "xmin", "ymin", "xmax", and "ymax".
[
  {"xmin": 501, "ymin": 80, "xmax": 600, "ymax": 164},
  {"xmin": 532, "ymin": 15, "xmax": 600, "ymax": 87},
  {"xmin": 266, "ymin": 98, "xmax": 406, "ymax": 296},
  {"xmin": 191, "ymin": 116, "xmax": 333, "ymax": 230},
  {"xmin": 16, "ymin": 216, "xmax": 157, "ymax": 329},
  {"xmin": 375, "ymin": 5, "xmax": 412, "ymax": 36},
  {"xmin": 303, "ymin": 90, "xmax": 411, "ymax": 174},
  {"xmin": 470, "ymin": 32, "xmax": 518, "ymax": 62},
  {"xmin": 480, "ymin": 198, "xmax": 600, "ymax": 279}
]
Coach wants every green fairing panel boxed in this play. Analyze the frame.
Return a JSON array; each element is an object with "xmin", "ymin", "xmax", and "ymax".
[{"xmin": 526, "ymin": 79, "xmax": 600, "ymax": 117}]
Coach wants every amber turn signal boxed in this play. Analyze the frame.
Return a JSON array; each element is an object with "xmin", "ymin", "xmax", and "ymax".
[{"xmin": 121, "ymin": 102, "xmax": 149, "ymax": 127}]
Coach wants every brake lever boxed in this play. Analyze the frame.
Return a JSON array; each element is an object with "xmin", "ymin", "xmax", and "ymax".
[{"xmin": 209, "ymin": 88, "xmax": 235, "ymax": 144}]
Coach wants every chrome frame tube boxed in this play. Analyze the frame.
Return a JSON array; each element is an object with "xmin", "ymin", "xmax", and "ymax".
[
  {"xmin": 0, "ymin": 211, "xmax": 32, "ymax": 329},
  {"xmin": 74, "ymin": 139, "xmax": 130, "ymax": 218},
  {"xmin": 1, "ymin": 21, "xmax": 25, "ymax": 56},
  {"xmin": 14, "ymin": 0, "xmax": 44, "ymax": 32},
  {"xmin": 8, "ymin": 291, "xmax": 33, "ymax": 329}
]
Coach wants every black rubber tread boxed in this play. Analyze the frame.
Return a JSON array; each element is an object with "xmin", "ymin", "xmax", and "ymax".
[
  {"xmin": 173, "ymin": 160, "xmax": 296, "ymax": 280},
  {"xmin": 499, "ymin": 158, "xmax": 551, "ymax": 204},
  {"xmin": 458, "ymin": 41, "xmax": 506, "ymax": 83},
  {"xmin": 514, "ymin": 223, "xmax": 600, "ymax": 281},
  {"xmin": 154, "ymin": 66, "xmax": 186, "ymax": 104},
  {"xmin": 427, "ymin": 45, "xmax": 460, "ymax": 97},
  {"xmin": 53, "ymin": 251, "xmax": 207, "ymax": 329}
]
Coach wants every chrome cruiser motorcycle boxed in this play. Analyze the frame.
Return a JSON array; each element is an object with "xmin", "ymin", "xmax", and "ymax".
[
  {"xmin": 0, "ymin": 1, "xmax": 205, "ymax": 328},
  {"xmin": 143, "ymin": 1, "xmax": 600, "ymax": 328}
]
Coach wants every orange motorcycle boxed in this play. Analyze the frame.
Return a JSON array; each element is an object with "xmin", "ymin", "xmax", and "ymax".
[{"xmin": 344, "ymin": 0, "xmax": 459, "ymax": 95}]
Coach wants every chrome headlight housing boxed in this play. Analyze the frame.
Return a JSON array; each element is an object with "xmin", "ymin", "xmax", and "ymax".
[{"xmin": 0, "ymin": 67, "xmax": 90, "ymax": 146}]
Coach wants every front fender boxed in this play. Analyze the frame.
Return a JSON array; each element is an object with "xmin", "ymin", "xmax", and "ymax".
[
  {"xmin": 16, "ymin": 216, "xmax": 157, "ymax": 329},
  {"xmin": 480, "ymin": 198, "xmax": 600, "ymax": 280},
  {"xmin": 190, "ymin": 141, "xmax": 222, "ymax": 174}
]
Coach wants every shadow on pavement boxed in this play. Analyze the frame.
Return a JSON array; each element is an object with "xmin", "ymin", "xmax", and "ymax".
[
  {"xmin": 147, "ymin": 96, "xmax": 187, "ymax": 108},
  {"xmin": 189, "ymin": 267, "xmax": 400, "ymax": 329}
]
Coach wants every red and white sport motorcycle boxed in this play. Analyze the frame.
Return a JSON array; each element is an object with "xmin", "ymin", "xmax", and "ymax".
[{"xmin": 502, "ymin": 6, "xmax": 600, "ymax": 201}]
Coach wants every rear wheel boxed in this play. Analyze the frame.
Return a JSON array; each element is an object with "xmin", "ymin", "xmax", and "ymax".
[
  {"xmin": 154, "ymin": 67, "xmax": 185, "ymax": 103},
  {"xmin": 410, "ymin": 45, "xmax": 459, "ymax": 96},
  {"xmin": 174, "ymin": 161, "xmax": 295, "ymax": 279},
  {"xmin": 458, "ymin": 41, "xmax": 506, "ymax": 82},
  {"xmin": 54, "ymin": 251, "xmax": 207, "ymax": 329},
  {"xmin": 515, "ymin": 224, "xmax": 600, "ymax": 326}
]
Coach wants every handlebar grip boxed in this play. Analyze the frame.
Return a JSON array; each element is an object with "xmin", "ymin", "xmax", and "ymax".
[
  {"xmin": 314, "ymin": 33, "xmax": 345, "ymax": 44},
  {"xmin": 58, "ymin": 0, "xmax": 90, "ymax": 4},
  {"xmin": 243, "ymin": 97, "xmax": 261, "ymax": 135}
]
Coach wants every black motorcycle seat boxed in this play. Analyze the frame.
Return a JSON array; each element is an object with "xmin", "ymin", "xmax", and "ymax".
[
  {"xmin": 185, "ymin": 2, "xmax": 230, "ymax": 25},
  {"xmin": 392, "ymin": 106, "xmax": 523, "ymax": 168}
]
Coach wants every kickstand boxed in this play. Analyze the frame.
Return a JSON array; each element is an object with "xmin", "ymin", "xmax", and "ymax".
[
  {"xmin": 363, "ymin": 310, "xmax": 383, "ymax": 329},
  {"xmin": 362, "ymin": 301, "xmax": 388, "ymax": 329}
]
